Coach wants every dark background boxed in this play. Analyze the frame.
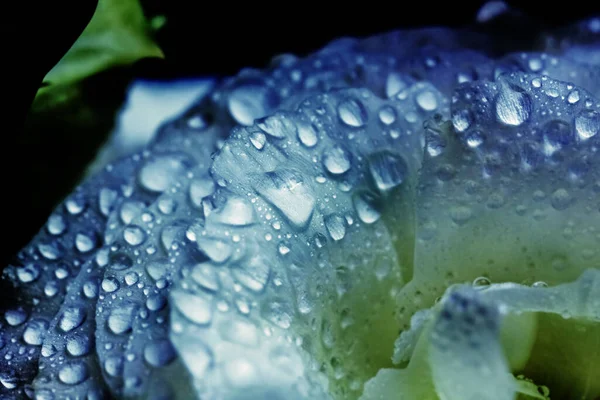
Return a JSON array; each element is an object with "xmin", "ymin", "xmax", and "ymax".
[{"xmin": 1, "ymin": 1, "xmax": 599, "ymax": 267}]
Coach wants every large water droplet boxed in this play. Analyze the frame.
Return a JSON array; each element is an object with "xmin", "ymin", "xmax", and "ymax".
[
  {"xmin": 212, "ymin": 196, "xmax": 256, "ymax": 226},
  {"xmin": 542, "ymin": 120, "xmax": 573, "ymax": 152},
  {"xmin": 75, "ymin": 233, "xmax": 96, "ymax": 253},
  {"xmin": 324, "ymin": 214, "xmax": 346, "ymax": 241},
  {"xmin": 495, "ymin": 83, "xmax": 532, "ymax": 126},
  {"xmin": 16, "ymin": 263, "xmax": 40, "ymax": 283},
  {"xmin": 452, "ymin": 109, "xmax": 472, "ymax": 132},
  {"xmin": 368, "ymin": 150, "xmax": 408, "ymax": 191},
  {"xmin": 385, "ymin": 73, "xmax": 407, "ymax": 98},
  {"xmin": 38, "ymin": 242, "xmax": 63, "ymax": 260},
  {"xmin": 337, "ymin": 98, "xmax": 368, "ymax": 127},
  {"xmin": 196, "ymin": 236, "xmax": 233, "ymax": 263},
  {"xmin": 253, "ymin": 169, "xmax": 316, "ymax": 230},
  {"xmin": 257, "ymin": 114, "xmax": 295, "ymax": 138},
  {"xmin": 107, "ymin": 304, "xmax": 136, "ymax": 334},
  {"xmin": 123, "ymin": 225, "xmax": 146, "ymax": 246},
  {"xmin": 322, "ymin": 145, "xmax": 352, "ymax": 175},
  {"xmin": 378, "ymin": 105, "xmax": 396, "ymax": 125},
  {"xmin": 352, "ymin": 191, "xmax": 381, "ymax": 224},
  {"xmin": 47, "ymin": 214, "xmax": 67, "ymax": 235},
  {"xmin": 5, "ymin": 308, "xmax": 27, "ymax": 326},
  {"xmin": 23, "ymin": 319, "xmax": 48, "ymax": 345},
  {"xmin": 101, "ymin": 277, "xmax": 120, "ymax": 293},
  {"xmin": 172, "ymin": 290, "xmax": 213, "ymax": 325},
  {"xmin": 144, "ymin": 339, "xmax": 176, "ymax": 367},
  {"xmin": 58, "ymin": 307, "xmax": 86, "ymax": 332},
  {"xmin": 550, "ymin": 188, "xmax": 574, "ymax": 211},
  {"xmin": 189, "ymin": 177, "xmax": 216, "ymax": 208},
  {"xmin": 66, "ymin": 334, "xmax": 91, "ymax": 356},
  {"xmin": 574, "ymin": 109, "xmax": 600, "ymax": 140},
  {"xmin": 58, "ymin": 362, "xmax": 89, "ymax": 385},
  {"xmin": 138, "ymin": 154, "xmax": 190, "ymax": 193},
  {"xmin": 120, "ymin": 201, "xmax": 145, "ymax": 225},
  {"xmin": 146, "ymin": 261, "xmax": 168, "ymax": 281},
  {"xmin": 415, "ymin": 90, "xmax": 438, "ymax": 111},
  {"xmin": 249, "ymin": 131, "xmax": 266, "ymax": 150},
  {"xmin": 297, "ymin": 121, "xmax": 319, "ymax": 147},
  {"xmin": 104, "ymin": 356, "xmax": 123, "ymax": 378},
  {"xmin": 99, "ymin": 188, "xmax": 118, "ymax": 217}
]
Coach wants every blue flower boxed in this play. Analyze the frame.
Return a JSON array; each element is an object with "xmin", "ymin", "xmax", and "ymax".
[{"xmin": 1, "ymin": 11, "xmax": 599, "ymax": 400}]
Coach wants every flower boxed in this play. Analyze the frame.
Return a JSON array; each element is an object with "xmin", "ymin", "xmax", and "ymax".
[{"xmin": 1, "ymin": 8, "xmax": 599, "ymax": 400}]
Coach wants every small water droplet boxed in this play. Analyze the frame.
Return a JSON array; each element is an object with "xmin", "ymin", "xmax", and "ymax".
[
  {"xmin": 378, "ymin": 105, "xmax": 396, "ymax": 125},
  {"xmin": 5, "ymin": 308, "xmax": 27, "ymax": 326},
  {"xmin": 16, "ymin": 263, "xmax": 40, "ymax": 283},
  {"xmin": 101, "ymin": 277, "xmax": 120, "ymax": 293},
  {"xmin": 352, "ymin": 191, "xmax": 381, "ymax": 224},
  {"xmin": 75, "ymin": 233, "xmax": 96, "ymax": 253},
  {"xmin": 66, "ymin": 334, "xmax": 91, "ymax": 356},
  {"xmin": 23, "ymin": 319, "xmax": 48, "ymax": 345},
  {"xmin": 567, "ymin": 90, "xmax": 580, "ymax": 104},
  {"xmin": 138, "ymin": 154, "xmax": 190, "ymax": 193},
  {"xmin": 99, "ymin": 188, "xmax": 118, "ymax": 217},
  {"xmin": 297, "ymin": 121, "xmax": 318, "ymax": 147},
  {"xmin": 107, "ymin": 304, "xmax": 136, "ymax": 334}
]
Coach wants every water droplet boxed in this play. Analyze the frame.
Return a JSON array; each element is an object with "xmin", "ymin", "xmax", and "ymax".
[
  {"xmin": 542, "ymin": 120, "xmax": 573, "ymax": 152},
  {"xmin": 58, "ymin": 362, "xmax": 89, "ymax": 385},
  {"xmin": 212, "ymin": 196, "xmax": 256, "ymax": 226},
  {"xmin": 528, "ymin": 58, "xmax": 543, "ymax": 71},
  {"xmin": 17, "ymin": 263, "xmax": 40, "ymax": 283},
  {"xmin": 495, "ymin": 83, "xmax": 532, "ymax": 126},
  {"xmin": 338, "ymin": 98, "xmax": 368, "ymax": 127},
  {"xmin": 23, "ymin": 319, "xmax": 48, "ymax": 345},
  {"xmin": 232, "ymin": 257, "xmax": 271, "ymax": 293},
  {"xmin": 385, "ymin": 73, "xmax": 407, "ymax": 98},
  {"xmin": 567, "ymin": 90, "xmax": 580, "ymax": 104},
  {"xmin": 450, "ymin": 206, "xmax": 473, "ymax": 225},
  {"xmin": 297, "ymin": 121, "xmax": 318, "ymax": 147},
  {"xmin": 124, "ymin": 271, "xmax": 139, "ymax": 286},
  {"xmin": 146, "ymin": 294, "xmax": 167, "ymax": 311},
  {"xmin": 66, "ymin": 334, "xmax": 91, "ymax": 356},
  {"xmin": 158, "ymin": 197, "xmax": 177, "ymax": 215},
  {"xmin": 99, "ymin": 188, "xmax": 118, "ymax": 217},
  {"xmin": 323, "ymin": 145, "xmax": 352, "ymax": 175},
  {"xmin": 101, "ymin": 277, "xmax": 120, "ymax": 293},
  {"xmin": 144, "ymin": 339, "xmax": 176, "ymax": 367},
  {"xmin": 189, "ymin": 177, "xmax": 215, "ymax": 210},
  {"xmin": 352, "ymin": 191, "xmax": 381, "ymax": 224},
  {"xmin": 146, "ymin": 261, "xmax": 168, "ymax": 281},
  {"xmin": 228, "ymin": 83, "xmax": 278, "ymax": 126},
  {"xmin": 75, "ymin": 233, "xmax": 96, "ymax": 253},
  {"xmin": 253, "ymin": 169, "xmax": 316, "ymax": 230},
  {"xmin": 47, "ymin": 214, "xmax": 67, "ymax": 235},
  {"xmin": 368, "ymin": 150, "xmax": 408, "ymax": 191},
  {"xmin": 5, "ymin": 308, "xmax": 27, "ymax": 326},
  {"xmin": 138, "ymin": 154, "xmax": 190, "ymax": 193},
  {"xmin": 472, "ymin": 276, "xmax": 491, "ymax": 288},
  {"xmin": 172, "ymin": 290, "xmax": 212, "ymax": 325},
  {"xmin": 38, "ymin": 242, "xmax": 63, "ymax": 260},
  {"xmin": 120, "ymin": 201, "xmax": 145, "ymax": 225},
  {"xmin": 58, "ymin": 307, "xmax": 86, "ymax": 332},
  {"xmin": 415, "ymin": 90, "xmax": 438, "ymax": 111},
  {"xmin": 104, "ymin": 356, "xmax": 123, "ymax": 378},
  {"xmin": 452, "ymin": 109, "xmax": 472, "ymax": 132},
  {"xmin": 41, "ymin": 343, "xmax": 57, "ymax": 357},
  {"xmin": 574, "ymin": 110, "xmax": 600, "ymax": 140},
  {"xmin": 191, "ymin": 263, "xmax": 220, "ymax": 292},
  {"xmin": 378, "ymin": 105, "xmax": 396, "ymax": 125},
  {"xmin": 196, "ymin": 236, "xmax": 233, "ymax": 263},
  {"xmin": 65, "ymin": 196, "xmax": 85, "ymax": 215},
  {"xmin": 107, "ymin": 304, "xmax": 136, "ymax": 334},
  {"xmin": 550, "ymin": 188, "xmax": 573, "ymax": 211},
  {"xmin": 123, "ymin": 225, "xmax": 146, "ymax": 246},
  {"xmin": 249, "ymin": 131, "xmax": 266, "ymax": 150},
  {"xmin": 324, "ymin": 214, "xmax": 346, "ymax": 241},
  {"xmin": 83, "ymin": 280, "xmax": 99, "ymax": 298}
]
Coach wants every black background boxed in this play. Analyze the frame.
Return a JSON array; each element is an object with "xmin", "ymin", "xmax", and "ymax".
[{"xmin": 1, "ymin": 1, "xmax": 599, "ymax": 266}]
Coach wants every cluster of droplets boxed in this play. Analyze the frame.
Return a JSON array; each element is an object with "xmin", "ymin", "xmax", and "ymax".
[{"xmin": 2, "ymin": 10, "xmax": 600, "ymax": 400}]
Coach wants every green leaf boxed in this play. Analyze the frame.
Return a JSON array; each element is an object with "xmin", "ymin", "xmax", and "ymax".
[{"xmin": 35, "ymin": 0, "xmax": 164, "ymax": 104}]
